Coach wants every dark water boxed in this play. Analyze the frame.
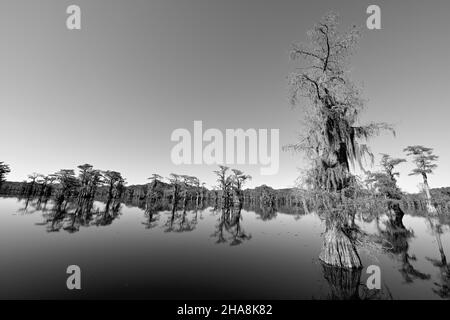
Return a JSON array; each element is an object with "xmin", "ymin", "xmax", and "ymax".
[{"xmin": 0, "ymin": 196, "xmax": 449, "ymax": 300}]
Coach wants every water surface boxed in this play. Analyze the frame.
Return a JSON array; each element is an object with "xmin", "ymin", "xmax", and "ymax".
[{"xmin": 0, "ymin": 196, "xmax": 449, "ymax": 299}]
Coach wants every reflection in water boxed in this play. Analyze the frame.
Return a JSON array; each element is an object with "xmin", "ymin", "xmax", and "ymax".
[
  {"xmin": 95, "ymin": 199, "xmax": 122, "ymax": 227},
  {"xmin": 32, "ymin": 197, "xmax": 122, "ymax": 233},
  {"xmin": 212, "ymin": 207, "xmax": 252, "ymax": 246},
  {"xmin": 1, "ymin": 195, "xmax": 450, "ymax": 299},
  {"xmin": 142, "ymin": 209, "xmax": 159, "ymax": 230},
  {"xmin": 377, "ymin": 216, "xmax": 431, "ymax": 283},
  {"xmin": 426, "ymin": 217, "xmax": 450, "ymax": 298},
  {"xmin": 165, "ymin": 207, "xmax": 198, "ymax": 233},
  {"xmin": 321, "ymin": 264, "xmax": 362, "ymax": 300},
  {"xmin": 321, "ymin": 261, "xmax": 394, "ymax": 300}
]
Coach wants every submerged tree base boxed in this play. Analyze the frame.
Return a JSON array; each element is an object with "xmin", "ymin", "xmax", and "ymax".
[{"xmin": 319, "ymin": 227, "xmax": 362, "ymax": 269}]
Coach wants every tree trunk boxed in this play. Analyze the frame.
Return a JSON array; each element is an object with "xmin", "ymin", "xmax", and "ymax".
[
  {"xmin": 422, "ymin": 173, "xmax": 437, "ymax": 214},
  {"xmin": 301, "ymin": 198, "xmax": 309, "ymax": 215},
  {"xmin": 389, "ymin": 203, "xmax": 406, "ymax": 230},
  {"xmin": 319, "ymin": 224, "xmax": 362, "ymax": 269},
  {"xmin": 429, "ymin": 218, "xmax": 448, "ymax": 270}
]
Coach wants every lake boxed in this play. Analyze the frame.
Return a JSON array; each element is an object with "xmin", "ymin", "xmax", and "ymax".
[{"xmin": 0, "ymin": 196, "xmax": 449, "ymax": 299}]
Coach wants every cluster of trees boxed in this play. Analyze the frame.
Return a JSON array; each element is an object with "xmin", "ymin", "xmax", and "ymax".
[
  {"xmin": 212, "ymin": 166, "xmax": 251, "ymax": 209},
  {"xmin": 366, "ymin": 146, "xmax": 440, "ymax": 219},
  {"xmin": 286, "ymin": 12, "xmax": 443, "ymax": 270},
  {"xmin": 0, "ymin": 161, "xmax": 258, "ymax": 214},
  {"xmin": 0, "ymin": 164, "xmax": 125, "ymax": 208},
  {"xmin": 109, "ymin": 166, "xmax": 253, "ymax": 243},
  {"xmin": 1, "ymin": 164, "xmax": 125, "ymax": 232},
  {"xmin": 1, "ymin": 162, "xmax": 255, "ymax": 239},
  {"xmin": 0, "ymin": 162, "xmax": 10, "ymax": 190},
  {"xmin": 4, "ymin": 164, "xmax": 255, "ymax": 245},
  {"xmin": 166, "ymin": 173, "xmax": 208, "ymax": 213},
  {"xmin": 210, "ymin": 166, "xmax": 252, "ymax": 245}
]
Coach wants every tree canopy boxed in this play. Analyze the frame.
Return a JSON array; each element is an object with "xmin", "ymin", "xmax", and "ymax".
[
  {"xmin": 0, "ymin": 162, "xmax": 11, "ymax": 185},
  {"xmin": 286, "ymin": 12, "xmax": 393, "ymax": 193},
  {"xmin": 404, "ymin": 145, "xmax": 438, "ymax": 177}
]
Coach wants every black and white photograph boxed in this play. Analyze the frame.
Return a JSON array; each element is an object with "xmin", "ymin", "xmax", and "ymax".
[{"xmin": 0, "ymin": 0, "xmax": 449, "ymax": 313}]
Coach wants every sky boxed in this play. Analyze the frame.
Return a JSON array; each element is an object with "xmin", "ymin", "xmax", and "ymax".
[{"xmin": 0, "ymin": 0, "xmax": 449, "ymax": 193}]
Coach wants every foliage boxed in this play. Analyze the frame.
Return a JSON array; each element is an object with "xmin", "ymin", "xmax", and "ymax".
[
  {"xmin": 0, "ymin": 161, "xmax": 11, "ymax": 186},
  {"xmin": 286, "ymin": 12, "xmax": 393, "ymax": 193},
  {"xmin": 230, "ymin": 169, "xmax": 251, "ymax": 199},
  {"xmin": 103, "ymin": 170, "xmax": 125, "ymax": 200},
  {"xmin": 366, "ymin": 154, "xmax": 406, "ymax": 202},
  {"xmin": 403, "ymin": 145, "xmax": 438, "ymax": 177}
]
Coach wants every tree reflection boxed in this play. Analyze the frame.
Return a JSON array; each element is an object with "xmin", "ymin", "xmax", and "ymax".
[
  {"xmin": 17, "ymin": 196, "xmax": 33, "ymax": 214},
  {"xmin": 322, "ymin": 264, "xmax": 362, "ymax": 300},
  {"xmin": 211, "ymin": 206, "xmax": 251, "ymax": 246},
  {"xmin": 95, "ymin": 200, "xmax": 122, "ymax": 226},
  {"xmin": 163, "ymin": 205, "xmax": 198, "ymax": 233},
  {"xmin": 34, "ymin": 198, "xmax": 122, "ymax": 233},
  {"xmin": 176, "ymin": 208, "xmax": 197, "ymax": 233},
  {"xmin": 426, "ymin": 217, "xmax": 450, "ymax": 298},
  {"xmin": 378, "ymin": 218, "xmax": 431, "ymax": 283},
  {"xmin": 321, "ymin": 263, "xmax": 393, "ymax": 300},
  {"xmin": 142, "ymin": 208, "xmax": 159, "ymax": 230}
]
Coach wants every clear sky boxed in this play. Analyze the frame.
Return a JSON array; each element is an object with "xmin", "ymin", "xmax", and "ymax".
[{"xmin": 1, "ymin": 0, "xmax": 449, "ymax": 193}]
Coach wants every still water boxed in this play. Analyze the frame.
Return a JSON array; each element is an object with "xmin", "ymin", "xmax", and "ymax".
[{"xmin": 0, "ymin": 196, "xmax": 449, "ymax": 299}]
